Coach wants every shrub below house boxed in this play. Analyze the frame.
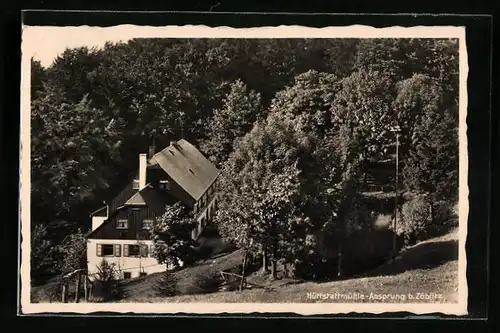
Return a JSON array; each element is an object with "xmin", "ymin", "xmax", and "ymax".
[
  {"xmin": 91, "ymin": 259, "xmax": 125, "ymax": 301},
  {"xmin": 155, "ymin": 272, "xmax": 179, "ymax": 297}
]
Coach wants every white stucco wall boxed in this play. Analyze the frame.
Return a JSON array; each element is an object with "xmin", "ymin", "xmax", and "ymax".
[
  {"xmin": 87, "ymin": 238, "xmax": 168, "ymax": 280},
  {"xmin": 92, "ymin": 216, "xmax": 107, "ymax": 231}
]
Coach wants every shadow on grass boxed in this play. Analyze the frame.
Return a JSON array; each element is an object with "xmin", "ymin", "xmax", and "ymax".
[{"xmin": 359, "ymin": 239, "xmax": 458, "ymax": 279}]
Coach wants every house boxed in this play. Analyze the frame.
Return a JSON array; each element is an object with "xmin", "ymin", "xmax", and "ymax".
[{"xmin": 86, "ymin": 139, "xmax": 221, "ymax": 280}]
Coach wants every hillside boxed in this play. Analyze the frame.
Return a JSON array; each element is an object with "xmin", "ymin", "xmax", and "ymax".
[
  {"xmin": 122, "ymin": 228, "xmax": 459, "ymax": 303},
  {"xmin": 31, "ymin": 228, "xmax": 459, "ymax": 304}
]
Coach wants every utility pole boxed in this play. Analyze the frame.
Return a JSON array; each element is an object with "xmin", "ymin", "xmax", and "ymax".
[{"xmin": 390, "ymin": 125, "xmax": 401, "ymax": 263}]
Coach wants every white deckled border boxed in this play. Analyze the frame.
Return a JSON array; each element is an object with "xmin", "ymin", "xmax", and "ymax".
[{"xmin": 19, "ymin": 24, "xmax": 468, "ymax": 316}]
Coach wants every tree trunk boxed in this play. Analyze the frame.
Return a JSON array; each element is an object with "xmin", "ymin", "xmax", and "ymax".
[
  {"xmin": 271, "ymin": 260, "xmax": 277, "ymax": 279},
  {"xmin": 429, "ymin": 201, "xmax": 434, "ymax": 223},
  {"xmin": 262, "ymin": 247, "xmax": 269, "ymax": 274},
  {"xmin": 62, "ymin": 282, "xmax": 67, "ymax": 303},
  {"xmin": 75, "ymin": 273, "xmax": 81, "ymax": 303},
  {"xmin": 239, "ymin": 251, "xmax": 248, "ymax": 291}
]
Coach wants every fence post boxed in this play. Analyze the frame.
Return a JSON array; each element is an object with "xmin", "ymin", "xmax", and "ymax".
[
  {"xmin": 61, "ymin": 281, "xmax": 67, "ymax": 303},
  {"xmin": 84, "ymin": 275, "xmax": 88, "ymax": 302},
  {"xmin": 239, "ymin": 251, "xmax": 248, "ymax": 291},
  {"xmin": 88, "ymin": 278, "xmax": 93, "ymax": 301},
  {"xmin": 75, "ymin": 272, "xmax": 81, "ymax": 303}
]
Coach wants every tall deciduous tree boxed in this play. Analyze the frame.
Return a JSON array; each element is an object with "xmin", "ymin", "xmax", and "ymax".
[
  {"xmin": 313, "ymin": 125, "xmax": 364, "ymax": 277},
  {"xmin": 402, "ymin": 105, "xmax": 458, "ymax": 204},
  {"xmin": 201, "ymin": 79, "xmax": 262, "ymax": 167},
  {"xmin": 151, "ymin": 202, "xmax": 198, "ymax": 269},
  {"xmin": 31, "ymin": 91, "xmax": 121, "ymax": 224},
  {"xmin": 31, "ymin": 58, "xmax": 46, "ymax": 99},
  {"xmin": 392, "ymin": 74, "xmax": 443, "ymax": 164},
  {"xmin": 56, "ymin": 228, "xmax": 88, "ymax": 273},
  {"xmin": 393, "ymin": 72, "xmax": 458, "ymax": 206},
  {"xmin": 31, "ymin": 223, "xmax": 57, "ymax": 284},
  {"xmin": 331, "ymin": 69, "xmax": 397, "ymax": 164},
  {"xmin": 214, "ymin": 107, "xmax": 316, "ymax": 276},
  {"xmin": 267, "ymin": 70, "xmax": 340, "ymax": 137}
]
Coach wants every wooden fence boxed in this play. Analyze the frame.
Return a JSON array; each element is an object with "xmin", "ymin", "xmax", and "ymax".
[
  {"xmin": 60, "ymin": 268, "xmax": 92, "ymax": 303},
  {"xmin": 218, "ymin": 270, "xmax": 274, "ymax": 292}
]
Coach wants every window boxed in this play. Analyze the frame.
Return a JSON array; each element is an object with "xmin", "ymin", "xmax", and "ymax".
[
  {"xmin": 117, "ymin": 219, "xmax": 128, "ymax": 229},
  {"xmin": 128, "ymin": 244, "xmax": 141, "ymax": 257},
  {"xmin": 123, "ymin": 272, "xmax": 131, "ymax": 279},
  {"xmin": 139, "ymin": 272, "xmax": 147, "ymax": 277},
  {"xmin": 97, "ymin": 244, "xmax": 118, "ymax": 257},
  {"xmin": 193, "ymin": 202, "xmax": 198, "ymax": 213},
  {"xmin": 142, "ymin": 219, "xmax": 154, "ymax": 230},
  {"xmin": 132, "ymin": 179, "xmax": 140, "ymax": 189},
  {"xmin": 123, "ymin": 244, "xmax": 149, "ymax": 257}
]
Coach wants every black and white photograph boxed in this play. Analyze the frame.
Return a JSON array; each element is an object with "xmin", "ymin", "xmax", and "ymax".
[{"xmin": 19, "ymin": 24, "xmax": 468, "ymax": 315}]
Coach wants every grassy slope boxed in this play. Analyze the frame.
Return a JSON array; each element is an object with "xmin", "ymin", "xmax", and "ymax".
[
  {"xmin": 123, "ymin": 228, "xmax": 459, "ymax": 303},
  {"xmin": 122, "ymin": 249, "xmax": 245, "ymax": 300}
]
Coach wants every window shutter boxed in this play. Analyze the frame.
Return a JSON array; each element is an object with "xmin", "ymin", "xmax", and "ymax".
[
  {"xmin": 141, "ymin": 244, "xmax": 149, "ymax": 257},
  {"xmin": 114, "ymin": 244, "xmax": 121, "ymax": 257},
  {"xmin": 123, "ymin": 244, "xmax": 129, "ymax": 257},
  {"xmin": 96, "ymin": 244, "xmax": 102, "ymax": 257}
]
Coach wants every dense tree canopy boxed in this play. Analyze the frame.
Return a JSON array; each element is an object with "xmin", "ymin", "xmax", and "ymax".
[{"xmin": 30, "ymin": 37, "xmax": 459, "ymax": 282}]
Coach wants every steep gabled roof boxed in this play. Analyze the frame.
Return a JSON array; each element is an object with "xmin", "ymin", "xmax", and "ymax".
[
  {"xmin": 89, "ymin": 205, "xmax": 108, "ymax": 217},
  {"xmin": 124, "ymin": 184, "xmax": 153, "ymax": 206},
  {"xmin": 149, "ymin": 139, "xmax": 220, "ymax": 201},
  {"xmin": 85, "ymin": 205, "xmax": 128, "ymax": 239},
  {"xmin": 108, "ymin": 171, "xmax": 140, "ymax": 213},
  {"xmin": 86, "ymin": 185, "xmax": 176, "ymax": 239}
]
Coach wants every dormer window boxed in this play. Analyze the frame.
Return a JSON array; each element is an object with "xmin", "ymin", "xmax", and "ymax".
[
  {"xmin": 116, "ymin": 219, "xmax": 128, "ymax": 229},
  {"xmin": 159, "ymin": 180, "xmax": 170, "ymax": 190},
  {"xmin": 117, "ymin": 219, "xmax": 128, "ymax": 229}
]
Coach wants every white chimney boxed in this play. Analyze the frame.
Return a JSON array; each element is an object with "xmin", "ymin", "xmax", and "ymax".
[{"xmin": 139, "ymin": 153, "xmax": 147, "ymax": 190}]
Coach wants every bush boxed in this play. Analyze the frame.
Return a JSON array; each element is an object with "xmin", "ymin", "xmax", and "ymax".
[
  {"xmin": 56, "ymin": 228, "xmax": 87, "ymax": 274},
  {"xmin": 426, "ymin": 200, "xmax": 458, "ymax": 237},
  {"xmin": 397, "ymin": 195, "xmax": 432, "ymax": 245},
  {"xmin": 155, "ymin": 272, "xmax": 179, "ymax": 297},
  {"xmin": 92, "ymin": 259, "xmax": 124, "ymax": 301}
]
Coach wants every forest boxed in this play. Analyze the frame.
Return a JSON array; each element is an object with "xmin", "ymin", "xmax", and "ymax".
[{"xmin": 29, "ymin": 38, "xmax": 459, "ymax": 285}]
